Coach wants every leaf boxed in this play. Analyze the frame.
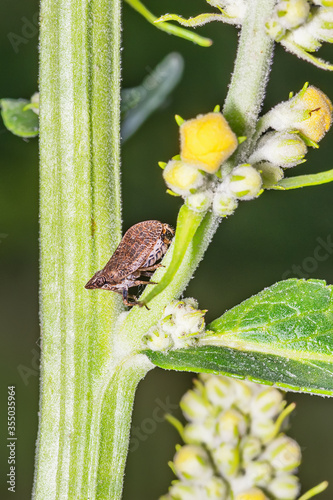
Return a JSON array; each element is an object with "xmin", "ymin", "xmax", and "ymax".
[
  {"xmin": 270, "ymin": 169, "xmax": 333, "ymax": 190},
  {"xmin": 140, "ymin": 204, "xmax": 205, "ymax": 306},
  {"xmin": 144, "ymin": 279, "xmax": 333, "ymax": 396},
  {"xmin": 1, "ymin": 99, "xmax": 39, "ymax": 137},
  {"xmin": 121, "ymin": 53, "xmax": 184, "ymax": 142}
]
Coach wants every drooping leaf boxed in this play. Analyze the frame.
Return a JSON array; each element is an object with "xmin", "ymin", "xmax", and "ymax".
[
  {"xmin": 121, "ymin": 53, "xmax": 184, "ymax": 142},
  {"xmin": 144, "ymin": 279, "xmax": 333, "ymax": 396},
  {"xmin": 1, "ymin": 99, "xmax": 39, "ymax": 138}
]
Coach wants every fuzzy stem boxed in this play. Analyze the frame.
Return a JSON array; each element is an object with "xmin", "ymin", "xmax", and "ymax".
[{"xmin": 34, "ymin": 0, "xmax": 124, "ymax": 498}]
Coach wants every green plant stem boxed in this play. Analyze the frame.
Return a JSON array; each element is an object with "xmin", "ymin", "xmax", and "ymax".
[{"xmin": 34, "ymin": 0, "xmax": 123, "ymax": 498}]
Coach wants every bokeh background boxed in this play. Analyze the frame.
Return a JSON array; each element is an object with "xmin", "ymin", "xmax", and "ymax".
[{"xmin": 1, "ymin": 0, "xmax": 333, "ymax": 498}]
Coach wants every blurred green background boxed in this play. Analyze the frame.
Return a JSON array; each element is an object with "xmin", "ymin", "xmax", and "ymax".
[{"xmin": 1, "ymin": 0, "xmax": 333, "ymax": 498}]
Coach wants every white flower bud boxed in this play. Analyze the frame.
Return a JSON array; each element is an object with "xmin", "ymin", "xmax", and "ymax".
[
  {"xmin": 217, "ymin": 409, "xmax": 247, "ymax": 443},
  {"xmin": 212, "ymin": 442, "xmax": 240, "ymax": 477},
  {"xmin": 180, "ymin": 390, "xmax": 212, "ymax": 422},
  {"xmin": 186, "ymin": 190, "xmax": 213, "ymax": 213},
  {"xmin": 240, "ymin": 436, "xmax": 262, "ymax": 463},
  {"xmin": 249, "ymin": 131, "xmax": 307, "ymax": 168},
  {"xmin": 168, "ymin": 481, "xmax": 205, "ymax": 500},
  {"xmin": 289, "ymin": 23, "xmax": 320, "ymax": 51},
  {"xmin": 207, "ymin": 0, "xmax": 248, "ymax": 21},
  {"xmin": 268, "ymin": 473, "xmax": 300, "ymax": 499},
  {"xmin": 143, "ymin": 327, "xmax": 173, "ymax": 351},
  {"xmin": 163, "ymin": 160, "xmax": 205, "ymax": 196},
  {"xmin": 276, "ymin": 0, "xmax": 310, "ymax": 30},
  {"xmin": 262, "ymin": 435, "xmax": 301, "ymax": 472},
  {"xmin": 205, "ymin": 375, "xmax": 235, "ymax": 409},
  {"xmin": 159, "ymin": 300, "xmax": 206, "ymax": 348},
  {"xmin": 205, "ymin": 477, "xmax": 228, "ymax": 500},
  {"xmin": 235, "ymin": 487, "xmax": 269, "ymax": 500},
  {"xmin": 173, "ymin": 445, "xmax": 213, "ymax": 484},
  {"xmin": 228, "ymin": 164, "xmax": 262, "ymax": 200},
  {"xmin": 266, "ymin": 18, "xmax": 286, "ymax": 41},
  {"xmin": 244, "ymin": 460, "xmax": 273, "ymax": 487},
  {"xmin": 255, "ymin": 162, "xmax": 284, "ymax": 188},
  {"xmin": 251, "ymin": 387, "xmax": 284, "ymax": 419},
  {"xmin": 232, "ymin": 380, "xmax": 254, "ymax": 413},
  {"xmin": 251, "ymin": 417, "xmax": 276, "ymax": 443},
  {"xmin": 183, "ymin": 418, "xmax": 217, "ymax": 448},
  {"xmin": 212, "ymin": 188, "xmax": 238, "ymax": 217}
]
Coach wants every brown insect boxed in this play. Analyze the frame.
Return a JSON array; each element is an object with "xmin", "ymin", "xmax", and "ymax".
[{"xmin": 85, "ymin": 220, "xmax": 174, "ymax": 307}]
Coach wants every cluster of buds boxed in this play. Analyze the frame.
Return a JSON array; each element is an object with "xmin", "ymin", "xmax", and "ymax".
[
  {"xmin": 160, "ymin": 374, "xmax": 327, "ymax": 500},
  {"xmin": 251, "ymin": 84, "xmax": 332, "ymax": 187},
  {"xmin": 266, "ymin": 1, "xmax": 333, "ymax": 68},
  {"xmin": 161, "ymin": 83, "xmax": 331, "ymax": 218},
  {"xmin": 161, "ymin": 109, "xmax": 263, "ymax": 218},
  {"xmin": 142, "ymin": 299, "xmax": 207, "ymax": 351}
]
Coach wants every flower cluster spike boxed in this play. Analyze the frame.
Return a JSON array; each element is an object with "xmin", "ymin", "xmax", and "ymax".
[
  {"xmin": 142, "ymin": 298, "xmax": 207, "ymax": 351},
  {"xmin": 160, "ymin": 374, "xmax": 328, "ymax": 500},
  {"xmin": 266, "ymin": 1, "xmax": 333, "ymax": 70}
]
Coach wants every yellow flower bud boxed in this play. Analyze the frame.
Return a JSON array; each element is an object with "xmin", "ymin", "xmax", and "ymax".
[
  {"xmin": 180, "ymin": 112, "xmax": 238, "ymax": 173},
  {"xmin": 235, "ymin": 488, "xmax": 269, "ymax": 500},
  {"xmin": 163, "ymin": 160, "xmax": 205, "ymax": 196},
  {"xmin": 296, "ymin": 86, "xmax": 332, "ymax": 142}
]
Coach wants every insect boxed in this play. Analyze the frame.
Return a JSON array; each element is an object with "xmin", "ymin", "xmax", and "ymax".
[{"xmin": 85, "ymin": 220, "xmax": 174, "ymax": 307}]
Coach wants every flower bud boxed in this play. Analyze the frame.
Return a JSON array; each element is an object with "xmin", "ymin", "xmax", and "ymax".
[
  {"xmin": 232, "ymin": 380, "xmax": 254, "ymax": 413},
  {"xmin": 235, "ymin": 488, "xmax": 269, "ymax": 500},
  {"xmin": 173, "ymin": 445, "xmax": 213, "ymax": 483},
  {"xmin": 163, "ymin": 160, "xmax": 205, "ymax": 196},
  {"xmin": 205, "ymin": 375, "xmax": 235, "ymax": 408},
  {"xmin": 180, "ymin": 390, "xmax": 212, "ymax": 422},
  {"xmin": 217, "ymin": 409, "xmax": 247, "ymax": 443},
  {"xmin": 240, "ymin": 436, "xmax": 262, "ymax": 463},
  {"xmin": 228, "ymin": 164, "xmax": 262, "ymax": 200},
  {"xmin": 212, "ymin": 442, "xmax": 240, "ymax": 477},
  {"xmin": 205, "ymin": 476, "xmax": 228, "ymax": 500},
  {"xmin": 251, "ymin": 387, "xmax": 284, "ymax": 419},
  {"xmin": 212, "ymin": 189, "xmax": 238, "ymax": 217},
  {"xmin": 251, "ymin": 417, "xmax": 276, "ymax": 443},
  {"xmin": 255, "ymin": 162, "xmax": 284, "ymax": 188},
  {"xmin": 268, "ymin": 474, "xmax": 300, "ymax": 499},
  {"xmin": 275, "ymin": 0, "xmax": 310, "ymax": 30},
  {"xmin": 266, "ymin": 85, "xmax": 332, "ymax": 143},
  {"xmin": 180, "ymin": 112, "xmax": 238, "ymax": 173},
  {"xmin": 250, "ymin": 132, "xmax": 307, "ymax": 168},
  {"xmin": 186, "ymin": 190, "xmax": 213, "ymax": 213},
  {"xmin": 183, "ymin": 418, "xmax": 217, "ymax": 448},
  {"xmin": 263, "ymin": 435, "xmax": 301, "ymax": 472},
  {"xmin": 168, "ymin": 481, "xmax": 204, "ymax": 500},
  {"xmin": 143, "ymin": 327, "xmax": 172, "ymax": 351},
  {"xmin": 207, "ymin": 0, "xmax": 248, "ymax": 21},
  {"xmin": 244, "ymin": 460, "xmax": 273, "ymax": 487}
]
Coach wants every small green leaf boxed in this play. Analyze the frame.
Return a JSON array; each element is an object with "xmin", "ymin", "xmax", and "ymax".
[
  {"xmin": 271, "ymin": 169, "xmax": 333, "ymax": 190},
  {"xmin": 144, "ymin": 279, "xmax": 333, "ymax": 396},
  {"xmin": 140, "ymin": 205, "xmax": 204, "ymax": 306},
  {"xmin": 1, "ymin": 99, "xmax": 39, "ymax": 138}
]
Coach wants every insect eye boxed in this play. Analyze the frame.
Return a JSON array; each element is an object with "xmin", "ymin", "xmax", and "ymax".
[{"xmin": 96, "ymin": 276, "xmax": 106, "ymax": 287}]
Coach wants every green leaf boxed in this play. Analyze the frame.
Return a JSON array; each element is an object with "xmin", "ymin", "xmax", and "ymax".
[
  {"xmin": 271, "ymin": 169, "xmax": 333, "ymax": 190},
  {"xmin": 1, "ymin": 99, "xmax": 39, "ymax": 137},
  {"xmin": 144, "ymin": 279, "xmax": 333, "ymax": 396},
  {"xmin": 140, "ymin": 204, "xmax": 204, "ymax": 306}
]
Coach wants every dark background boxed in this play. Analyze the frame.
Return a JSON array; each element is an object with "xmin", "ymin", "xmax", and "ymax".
[{"xmin": 1, "ymin": 0, "xmax": 333, "ymax": 498}]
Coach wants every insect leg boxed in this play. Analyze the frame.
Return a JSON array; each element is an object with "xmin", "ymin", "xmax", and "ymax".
[
  {"xmin": 132, "ymin": 280, "xmax": 158, "ymax": 286},
  {"xmin": 137, "ymin": 263, "xmax": 163, "ymax": 272}
]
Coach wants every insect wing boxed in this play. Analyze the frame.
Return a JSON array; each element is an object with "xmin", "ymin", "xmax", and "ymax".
[{"xmin": 103, "ymin": 220, "xmax": 163, "ymax": 280}]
